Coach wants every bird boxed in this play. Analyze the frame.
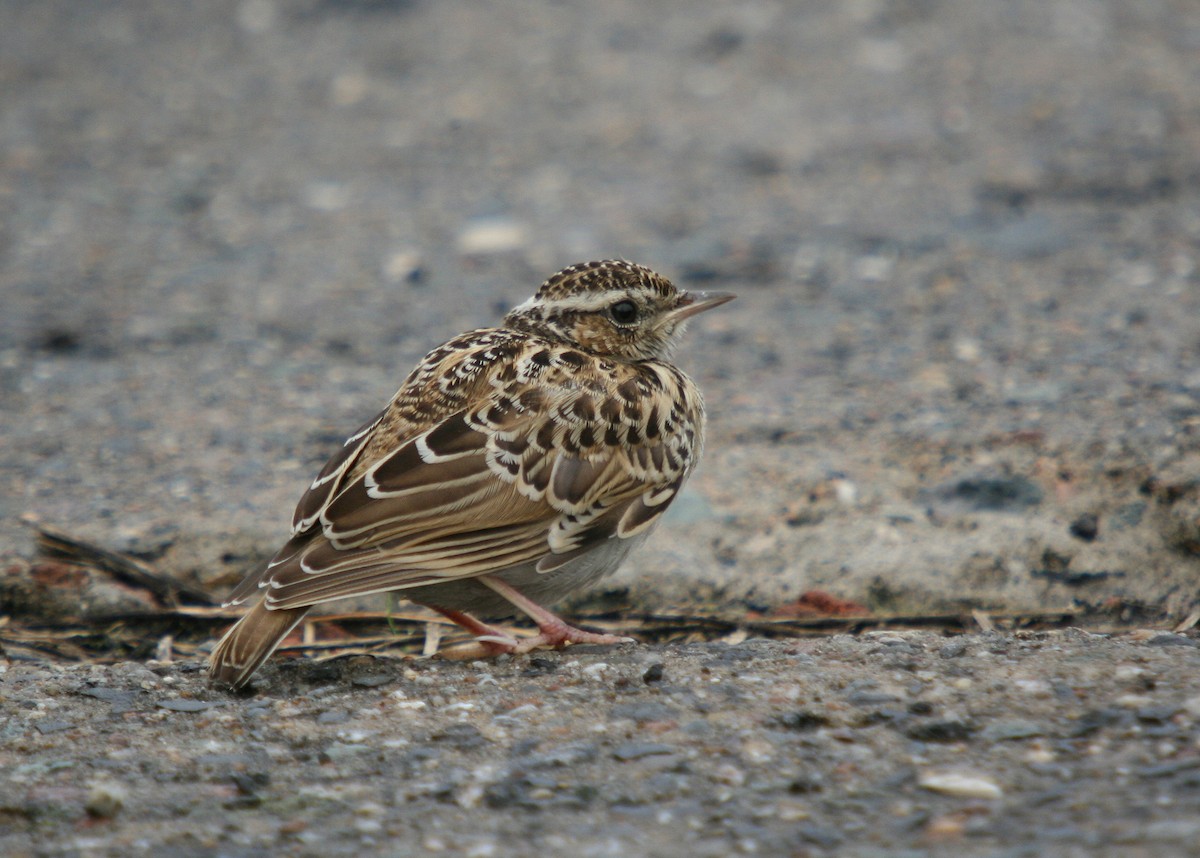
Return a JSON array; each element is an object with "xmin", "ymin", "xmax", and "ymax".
[{"xmin": 209, "ymin": 260, "xmax": 733, "ymax": 688}]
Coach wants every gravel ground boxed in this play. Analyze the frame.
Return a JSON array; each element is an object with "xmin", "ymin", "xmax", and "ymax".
[
  {"xmin": 5, "ymin": 633, "xmax": 1200, "ymax": 858},
  {"xmin": 4, "ymin": 1, "xmax": 1200, "ymax": 855}
]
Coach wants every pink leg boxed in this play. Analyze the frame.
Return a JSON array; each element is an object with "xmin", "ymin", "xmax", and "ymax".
[
  {"xmin": 429, "ymin": 606, "xmax": 521, "ymax": 655},
  {"xmin": 478, "ymin": 577, "xmax": 634, "ymax": 653}
]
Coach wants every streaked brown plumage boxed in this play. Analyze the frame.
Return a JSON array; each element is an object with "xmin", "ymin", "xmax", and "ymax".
[{"xmin": 209, "ymin": 260, "xmax": 733, "ymax": 688}]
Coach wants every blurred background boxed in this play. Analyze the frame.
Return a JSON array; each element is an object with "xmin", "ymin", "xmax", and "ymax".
[{"xmin": 3, "ymin": 1, "xmax": 1200, "ymax": 621}]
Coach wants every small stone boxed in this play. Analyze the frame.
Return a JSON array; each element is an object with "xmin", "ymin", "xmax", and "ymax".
[
  {"xmin": 938, "ymin": 640, "xmax": 969, "ymax": 659},
  {"xmin": 1069, "ymin": 513, "xmax": 1100, "ymax": 542},
  {"xmin": 382, "ymin": 250, "xmax": 424, "ymax": 284},
  {"xmin": 642, "ymin": 663, "xmax": 665, "ymax": 684},
  {"xmin": 157, "ymin": 699, "xmax": 222, "ymax": 713},
  {"xmin": 351, "ymin": 673, "xmax": 395, "ymax": 688},
  {"xmin": 33, "ymin": 719, "xmax": 74, "ymax": 734},
  {"xmin": 918, "ymin": 771, "xmax": 1003, "ymax": 799},
  {"xmin": 86, "ymin": 780, "xmax": 129, "ymax": 818},
  {"xmin": 1137, "ymin": 704, "xmax": 1181, "ymax": 723},
  {"xmin": 457, "ymin": 218, "xmax": 527, "ymax": 256},
  {"xmin": 519, "ymin": 742, "xmax": 598, "ymax": 769},
  {"xmin": 612, "ymin": 742, "xmax": 675, "ymax": 761},
  {"xmin": 433, "ymin": 723, "xmax": 488, "ymax": 750},
  {"xmin": 713, "ymin": 763, "xmax": 745, "ymax": 787},
  {"xmin": 1069, "ymin": 708, "xmax": 1124, "ymax": 737},
  {"xmin": 581, "ymin": 662, "xmax": 609, "ymax": 680},
  {"xmin": 79, "ymin": 687, "xmax": 139, "ymax": 707},
  {"xmin": 610, "ymin": 702, "xmax": 677, "ymax": 724},
  {"xmin": 1146, "ymin": 634, "xmax": 1199, "ymax": 648},
  {"xmin": 740, "ymin": 738, "xmax": 774, "ymax": 763},
  {"xmin": 845, "ymin": 689, "xmax": 902, "ymax": 707},
  {"xmin": 905, "ymin": 718, "xmax": 975, "ymax": 742},
  {"xmin": 771, "ymin": 710, "xmax": 831, "ymax": 732},
  {"xmin": 1014, "ymin": 679, "xmax": 1053, "ymax": 697},
  {"xmin": 934, "ymin": 474, "xmax": 1044, "ymax": 511},
  {"xmin": 980, "ymin": 720, "xmax": 1044, "ymax": 742}
]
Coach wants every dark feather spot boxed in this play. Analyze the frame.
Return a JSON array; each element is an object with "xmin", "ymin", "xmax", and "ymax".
[
  {"xmin": 486, "ymin": 404, "xmax": 508, "ymax": 424},
  {"xmin": 558, "ymin": 350, "xmax": 586, "ymax": 368},
  {"xmin": 618, "ymin": 378, "xmax": 642, "ymax": 402},
  {"xmin": 645, "ymin": 405, "xmax": 661, "ymax": 439},
  {"xmin": 577, "ymin": 426, "xmax": 596, "ymax": 448},
  {"xmin": 529, "ymin": 349, "xmax": 553, "ymax": 367},
  {"xmin": 572, "ymin": 395, "xmax": 596, "ymax": 421},
  {"xmin": 494, "ymin": 436, "xmax": 528, "ymax": 456},
  {"xmin": 536, "ymin": 420, "xmax": 557, "ymax": 450},
  {"xmin": 528, "ymin": 462, "xmax": 551, "ymax": 493}
]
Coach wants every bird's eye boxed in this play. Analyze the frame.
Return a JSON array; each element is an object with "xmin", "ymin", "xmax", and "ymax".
[{"xmin": 609, "ymin": 300, "xmax": 639, "ymax": 325}]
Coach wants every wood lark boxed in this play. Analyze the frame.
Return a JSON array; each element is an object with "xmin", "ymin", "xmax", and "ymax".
[{"xmin": 209, "ymin": 260, "xmax": 733, "ymax": 688}]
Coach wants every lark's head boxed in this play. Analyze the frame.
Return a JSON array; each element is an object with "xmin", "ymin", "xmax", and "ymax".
[{"xmin": 505, "ymin": 260, "xmax": 734, "ymax": 360}]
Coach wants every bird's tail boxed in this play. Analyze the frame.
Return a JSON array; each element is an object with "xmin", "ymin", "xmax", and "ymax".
[{"xmin": 209, "ymin": 602, "xmax": 309, "ymax": 689}]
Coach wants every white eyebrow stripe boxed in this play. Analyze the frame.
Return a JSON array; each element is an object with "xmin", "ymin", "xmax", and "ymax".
[{"xmin": 511, "ymin": 293, "xmax": 629, "ymax": 315}]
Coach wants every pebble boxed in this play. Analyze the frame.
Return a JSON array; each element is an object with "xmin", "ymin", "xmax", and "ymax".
[
  {"xmin": 581, "ymin": 662, "xmax": 610, "ymax": 680},
  {"xmin": 609, "ymin": 702, "xmax": 678, "ymax": 723},
  {"xmin": 79, "ymin": 687, "xmax": 140, "ymax": 708},
  {"xmin": 381, "ymin": 250, "xmax": 424, "ymax": 284},
  {"xmin": 918, "ymin": 771, "xmax": 1004, "ymax": 799},
  {"xmin": 517, "ymin": 742, "xmax": 598, "ymax": 769},
  {"xmin": 350, "ymin": 674, "xmax": 395, "ymax": 688},
  {"xmin": 85, "ymin": 780, "xmax": 129, "ymax": 818},
  {"xmin": 771, "ymin": 710, "xmax": 831, "ymax": 732},
  {"xmin": 905, "ymin": 718, "xmax": 975, "ymax": 742},
  {"xmin": 33, "ymin": 719, "xmax": 75, "ymax": 734},
  {"xmin": 456, "ymin": 218, "xmax": 527, "ymax": 256},
  {"xmin": 156, "ymin": 699, "xmax": 222, "ymax": 713},
  {"xmin": 980, "ymin": 720, "xmax": 1044, "ymax": 742},
  {"xmin": 933, "ymin": 474, "xmax": 1044, "ymax": 511},
  {"xmin": 1146, "ymin": 634, "xmax": 1199, "ymax": 648},
  {"xmin": 612, "ymin": 742, "xmax": 676, "ymax": 762},
  {"xmin": 938, "ymin": 640, "xmax": 969, "ymax": 659}
]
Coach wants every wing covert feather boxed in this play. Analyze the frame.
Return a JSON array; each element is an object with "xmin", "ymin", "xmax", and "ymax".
[{"xmin": 240, "ymin": 335, "xmax": 703, "ymax": 610}]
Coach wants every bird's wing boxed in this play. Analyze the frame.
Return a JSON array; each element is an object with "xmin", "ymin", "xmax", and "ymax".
[{"xmin": 231, "ymin": 364, "xmax": 694, "ymax": 611}]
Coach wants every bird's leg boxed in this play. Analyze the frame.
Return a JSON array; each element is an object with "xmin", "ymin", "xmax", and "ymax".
[
  {"xmin": 479, "ymin": 576, "xmax": 634, "ymax": 652},
  {"xmin": 429, "ymin": 606, "xmax": 520, "ymax": 655}
]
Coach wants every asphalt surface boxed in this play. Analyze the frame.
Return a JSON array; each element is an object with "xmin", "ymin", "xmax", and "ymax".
[{"xmin": 3, "ymin": 1, "xmax": 1200, "ymax": 855}]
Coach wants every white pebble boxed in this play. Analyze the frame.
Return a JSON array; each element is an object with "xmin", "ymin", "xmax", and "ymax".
[
  {"xmin": 582, "ymin": 662, "xmax": 609, "ymax": 680},
  {"xmin": 918, "ymin": 771, "xmax": 1003, "ymax": 799},
  {"xmin": 457, "ymin": 218, "xmax": 527, "ymax": 256}
]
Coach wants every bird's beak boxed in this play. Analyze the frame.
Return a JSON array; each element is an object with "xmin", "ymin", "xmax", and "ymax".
[{"xmin": 670, "ymin": 291, "xmax": 736, "ymax": 322}]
